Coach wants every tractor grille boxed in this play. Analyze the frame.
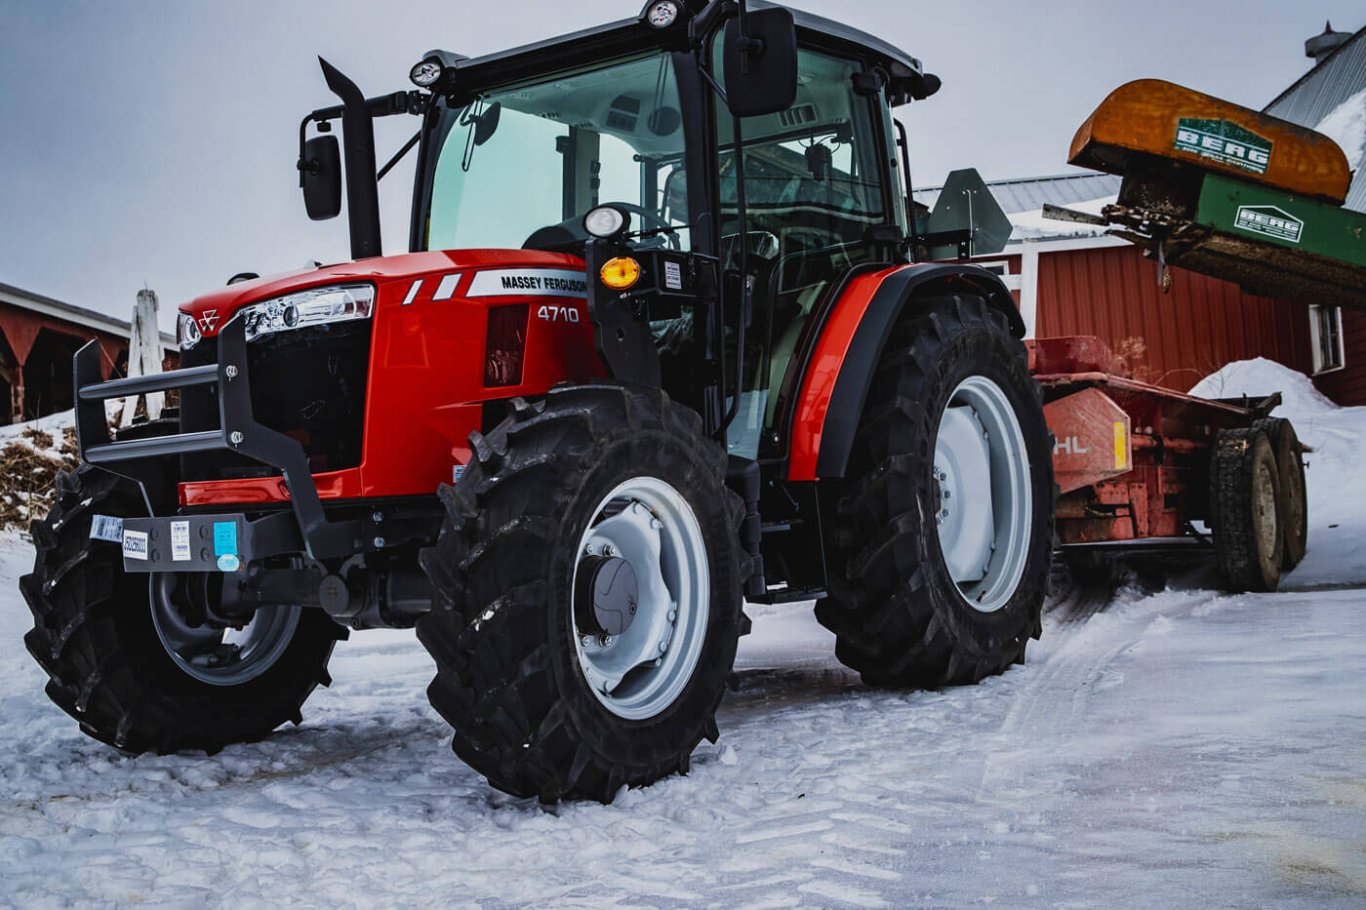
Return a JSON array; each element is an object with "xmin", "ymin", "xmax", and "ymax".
[{"xmin": 179, "ymin": 321, "xmax": 372, "ymax": 482}]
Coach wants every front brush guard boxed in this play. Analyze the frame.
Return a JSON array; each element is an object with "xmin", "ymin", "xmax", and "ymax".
[{"xmin": 74, "ymin": 316, "xmax": 360, "ymax": 560}]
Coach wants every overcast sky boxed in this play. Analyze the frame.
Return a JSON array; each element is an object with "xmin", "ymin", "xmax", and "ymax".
[{"xmin": 2, "ymin": 1, "xmax": 1361, "ymax": 328}]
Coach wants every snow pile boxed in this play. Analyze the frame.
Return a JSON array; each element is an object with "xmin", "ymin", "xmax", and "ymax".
[
  {"xmin": 1316, "ymin": 86, "xmax": 1366, "ymax": 172},
  {"xmin": 1191, "ymin": 357, "xmax": 1366, "ymax": 587},
  {"xmin": 1009, "ymin": 194, "xmax": 1116, "ymax": 240}
]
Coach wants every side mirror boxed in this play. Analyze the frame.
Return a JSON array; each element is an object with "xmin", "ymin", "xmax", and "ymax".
[
  {"xmin": 723, "ymin": 7, "xmax": 798, "ymax": 118},
  {"xmin": 300, "ymin": 134, "xmax": 342, "ymax": 221}
]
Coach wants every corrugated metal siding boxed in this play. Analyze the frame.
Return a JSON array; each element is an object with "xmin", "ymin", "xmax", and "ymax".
[
  {"xmin": 913, "ymin": 172, "xmax": 1121, "ymax": 214},
  {"xmin": 1265, "ymin": 27, "xmax": 1366, "ymax": 212},
  {"xmin": 1313, "ymin": 309, "xmax": 1366, "ymax": 405},
  {"xmin": 1034, "ymin": 245, "xmax": 1314, "ymax": 391}
]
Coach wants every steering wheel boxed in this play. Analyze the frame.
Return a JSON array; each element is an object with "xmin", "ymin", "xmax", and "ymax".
[{"xmin": 604, "ymin": 202, "xmax": 682, "ymax": 250}]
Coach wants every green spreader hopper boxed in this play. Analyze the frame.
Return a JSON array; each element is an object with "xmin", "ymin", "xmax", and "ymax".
[{"xmin": 1058, "ymin": 79, "xmax": 1365, "ymax": 309}]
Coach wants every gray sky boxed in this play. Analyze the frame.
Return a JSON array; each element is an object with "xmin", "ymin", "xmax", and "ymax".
[{"xmin": 2, "ymin": 1, "xmax": 1361, "ymax": 328}]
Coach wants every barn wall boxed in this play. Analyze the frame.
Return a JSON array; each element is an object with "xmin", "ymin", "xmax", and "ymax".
[
  {"xmin": 1313, "ymin": 309, "xmax": 1366, "ymax": 406},
  {"xmin": 1032, "ymin": 245, "xmax": 1319, "ymax": 393}
]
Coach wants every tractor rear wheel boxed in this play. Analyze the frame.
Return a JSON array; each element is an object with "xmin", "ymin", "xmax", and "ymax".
[
  {"xmin": 1253, "ymin": 417, "xmax": 1307, "ymax": 571},
  {"xmin": 816, "ymin": 294, "xmax": 1055, "ymax": 687},
  {"xmin": 21, "ymin": 465, "xmax": 346, "ymax": 754},
  {"xmin": 1210, "ymin": 427, "xmax": 1284, "ymax": 592},
  {"xmin": 416, "ymin": 384, "xmax": 745, "ymax": 803}
]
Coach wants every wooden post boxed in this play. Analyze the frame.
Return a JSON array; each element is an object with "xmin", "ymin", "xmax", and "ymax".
[{"xmin": 119, "ymin": 289, "xmax": 165, "ymax": 427}]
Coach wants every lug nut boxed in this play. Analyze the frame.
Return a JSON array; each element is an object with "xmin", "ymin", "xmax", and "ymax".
[
  {"xmin": 372, "ymin": 511, "xmax": 384, "ymax": 523},
  {"xmin": 584, "ymin": 544, "xmax": 595, "ymax": 556},
  {"xmin": 667, "ymin": 609, "xmax": 677, "ymax": 623},
  {"xmin": 601, "ymin": 544, "xmax": 614, "ymax": 557},
  {"xmin": 580, "ymin": 635, "xmax": 593, "ymax": 648},
  {"xmin": 372, "ymin": 537, "xmax": 385, "ymax": 548},
  {"xmin": 658, "ymin": 641, "xmax": 668, "ymax": 654}
]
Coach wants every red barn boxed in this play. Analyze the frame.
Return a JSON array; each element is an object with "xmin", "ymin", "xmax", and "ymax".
[{"xmin": 0, "ymin": 282, "xmax": 176, "ymax": 426}]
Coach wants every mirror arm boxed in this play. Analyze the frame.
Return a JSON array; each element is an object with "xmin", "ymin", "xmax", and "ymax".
[{"xmin": 377, "ymin": 132, "xmax": 421, "ymax": 182}]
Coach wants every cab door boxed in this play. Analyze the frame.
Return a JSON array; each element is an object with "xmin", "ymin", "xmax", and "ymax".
[{"xmin": 713, "ymin": 45, "xmax": 905, "ymax": 459}]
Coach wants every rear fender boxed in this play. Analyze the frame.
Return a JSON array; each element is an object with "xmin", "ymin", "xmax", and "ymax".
[{"xmin": 787, "ymin": 263, "xmax": 1021, "ymax": 482}]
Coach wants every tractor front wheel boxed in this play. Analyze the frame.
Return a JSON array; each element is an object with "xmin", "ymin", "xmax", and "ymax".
[
  {"xmin": 21, "ymin": 465, "xmax": 346, "ymax": 754},
  {"xmin": 417, "ymin": 384, "xmax": 745, "ymax": 803}
]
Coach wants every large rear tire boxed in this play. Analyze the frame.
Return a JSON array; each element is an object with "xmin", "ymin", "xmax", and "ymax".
[
  {"xmin": 416, "ymin": 384, "xmax": 745, "ymax": 803},
  {"xmin": 1210, "ymin": 427, "xmax": 1283, "ymax": 592},
  {"xmin": 816, "ymin": 294, "xmax": 1055, "ymax": 687},
  {"xmin": 21, "ymin": 465, "xmax": 346, "ymax": 754}
]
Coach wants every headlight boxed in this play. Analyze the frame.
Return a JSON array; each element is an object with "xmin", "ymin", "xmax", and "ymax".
[
  {"xmin": 178, "ymin": 311, "xmax": 202, "ymax": 351},
  {"xmin": 238, "ymin": 283, "xmax": 375, "ymax": 342}
]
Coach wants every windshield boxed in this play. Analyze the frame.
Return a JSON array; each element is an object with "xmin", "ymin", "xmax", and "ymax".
[{"xmin": 424, "ymin": 53, "xmax": 690, "ymax": 253}]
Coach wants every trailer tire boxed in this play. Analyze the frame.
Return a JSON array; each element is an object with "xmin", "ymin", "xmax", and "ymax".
[
  {"xmin": 815, "ymin": 294, "xmax": 1055, "ymax": 687},
  {"xmin": 21, "ymin": 465, "xmax": 346, "ymax": 755},
  {"xmin": 1253, "ymin": 417, "xmax": 1307, "ymax": 571},
  {"xmin": 416, "ymin": 384, "xmax": 745, "ymax": 804},
  {"xmin": 1210, "ymin": 427, "xmax": 1283, "ymax": 592}
]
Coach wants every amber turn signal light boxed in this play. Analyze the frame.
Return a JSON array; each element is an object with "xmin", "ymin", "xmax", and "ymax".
[{"xmin": 599, "ymin": 257, "xmax": 642, "ymax": 291}]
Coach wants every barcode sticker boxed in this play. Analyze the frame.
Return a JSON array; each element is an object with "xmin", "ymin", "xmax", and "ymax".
[
  {"xmin": 90, "ymin": 515, "xmax": 124, "ymax": 543},
  {"xmin": 122, "ymin": 530, "xmax": 149, "ymax": 560},
  {"xmin": 170, "ymin": 520, "xmax": 191, "ymax": 562}
]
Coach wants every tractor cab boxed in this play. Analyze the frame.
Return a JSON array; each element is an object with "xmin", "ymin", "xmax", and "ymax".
[{"xmin": 300, "ymin": 0, "xmax": 952, "ymax": 464}]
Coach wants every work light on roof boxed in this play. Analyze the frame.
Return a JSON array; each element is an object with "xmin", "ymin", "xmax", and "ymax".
[
  {"xmin": 584, "ymin": 205, "xmax": 630, "ymax": 239},
  {"xmin": 409, "ymin": 58, "xmax": 444, "ymax": 88},
  {"xmin": 645, "ymin": 0, "xmax": 680, "ymax": 28}
]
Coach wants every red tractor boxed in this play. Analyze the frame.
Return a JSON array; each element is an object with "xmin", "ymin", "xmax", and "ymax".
[{"xmin": 22, "ymin": 0, "xmax": 1055, "ymax": 802}]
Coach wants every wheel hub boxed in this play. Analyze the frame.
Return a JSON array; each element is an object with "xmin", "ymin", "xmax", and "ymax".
[{"xmin": 575, "ymin": 555, "xmax": 640, "ymax": 637}]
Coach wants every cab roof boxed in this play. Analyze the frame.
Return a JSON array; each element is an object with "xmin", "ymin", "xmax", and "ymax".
[{"xmin": 431, "ymin": 2, "xmax": 925, "ymax": 94}]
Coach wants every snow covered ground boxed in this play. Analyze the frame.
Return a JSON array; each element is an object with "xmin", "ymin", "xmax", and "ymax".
[{"xmin": 2, "ymin": 363, "xmax": 1364, "ymax": 909}]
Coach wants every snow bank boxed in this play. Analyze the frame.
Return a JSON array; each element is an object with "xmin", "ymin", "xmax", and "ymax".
[
  {"xmin": 1188, "ymin": 356, "xmax": 1337, "ymax": 416},
  {"xmin": 1316, "ymin": 86, "xmax": 1366, "ymax": 172},
  {"xmin": 1191, "ymin": 357, "xmax": 1366, "ymax": 587}
]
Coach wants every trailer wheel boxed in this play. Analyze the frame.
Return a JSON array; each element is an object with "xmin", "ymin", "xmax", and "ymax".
[
  {"xmin": 1253, "ymin": 417, "xmax": 1307, "ymax": 571},
  {"xmin": 816, "ymin": 294, "xmax": 1055, "ymax": 687},
  {"xmin": 416, "ymin": 384, "xmax": 744, "ymax": 803},
  {"xmin": 21, "ymin": 465, "xmax": 346, "ymax": 754},
  {"xmin": 1210, "ymin": 427, "xmax": 1283, "ymax": 592}
]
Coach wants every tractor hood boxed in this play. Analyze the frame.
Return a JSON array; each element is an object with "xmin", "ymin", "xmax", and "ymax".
[{"xmin": 179, "ymin": 249, "xmax": 586, "ymax": 339}]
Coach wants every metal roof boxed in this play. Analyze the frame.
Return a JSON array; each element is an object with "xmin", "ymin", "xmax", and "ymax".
[
  {"xmin": 913, "ymin": 171, "xmax": 1122, "ymax": 215},
  {"xmin": 1264, "ymin": 24, "xmax": 1366, "ymax": 212},
  {"xmin": 0, "ymin": 282, "xmax": 176, "ymax": 350}
]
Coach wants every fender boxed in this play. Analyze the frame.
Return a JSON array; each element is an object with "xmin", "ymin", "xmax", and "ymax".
[{"xmin": 787, "ymin": 262, "xmax": 1023, "ymax": 482}]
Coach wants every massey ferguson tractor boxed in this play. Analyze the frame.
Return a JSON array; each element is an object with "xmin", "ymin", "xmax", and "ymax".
[{"xmin": 22, "ymin": 0, "xmax": 1057, "ymax": 802}]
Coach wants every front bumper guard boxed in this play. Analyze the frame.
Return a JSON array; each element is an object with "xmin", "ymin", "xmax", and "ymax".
[{"xmin": 74, "ymin": 316, "xmax": 360, "ymax": 562}]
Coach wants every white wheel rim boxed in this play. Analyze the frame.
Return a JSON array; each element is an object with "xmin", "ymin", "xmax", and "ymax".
[
  {"xmin": 571, "ymin": 477, "xmax": 710, "ymax": 720},
  {"xmin": 1254, "ymin": 459, "xmax": 1278, "ymax": 559},
  {"xmin": 932, "ymin": 376, "xmax": 1033, "ymax": 613}
]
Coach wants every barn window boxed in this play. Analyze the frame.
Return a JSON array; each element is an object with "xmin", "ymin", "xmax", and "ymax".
[{"xmin": 1309, "ymin": 304, "xmax": 1345, "ymax": 375}]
